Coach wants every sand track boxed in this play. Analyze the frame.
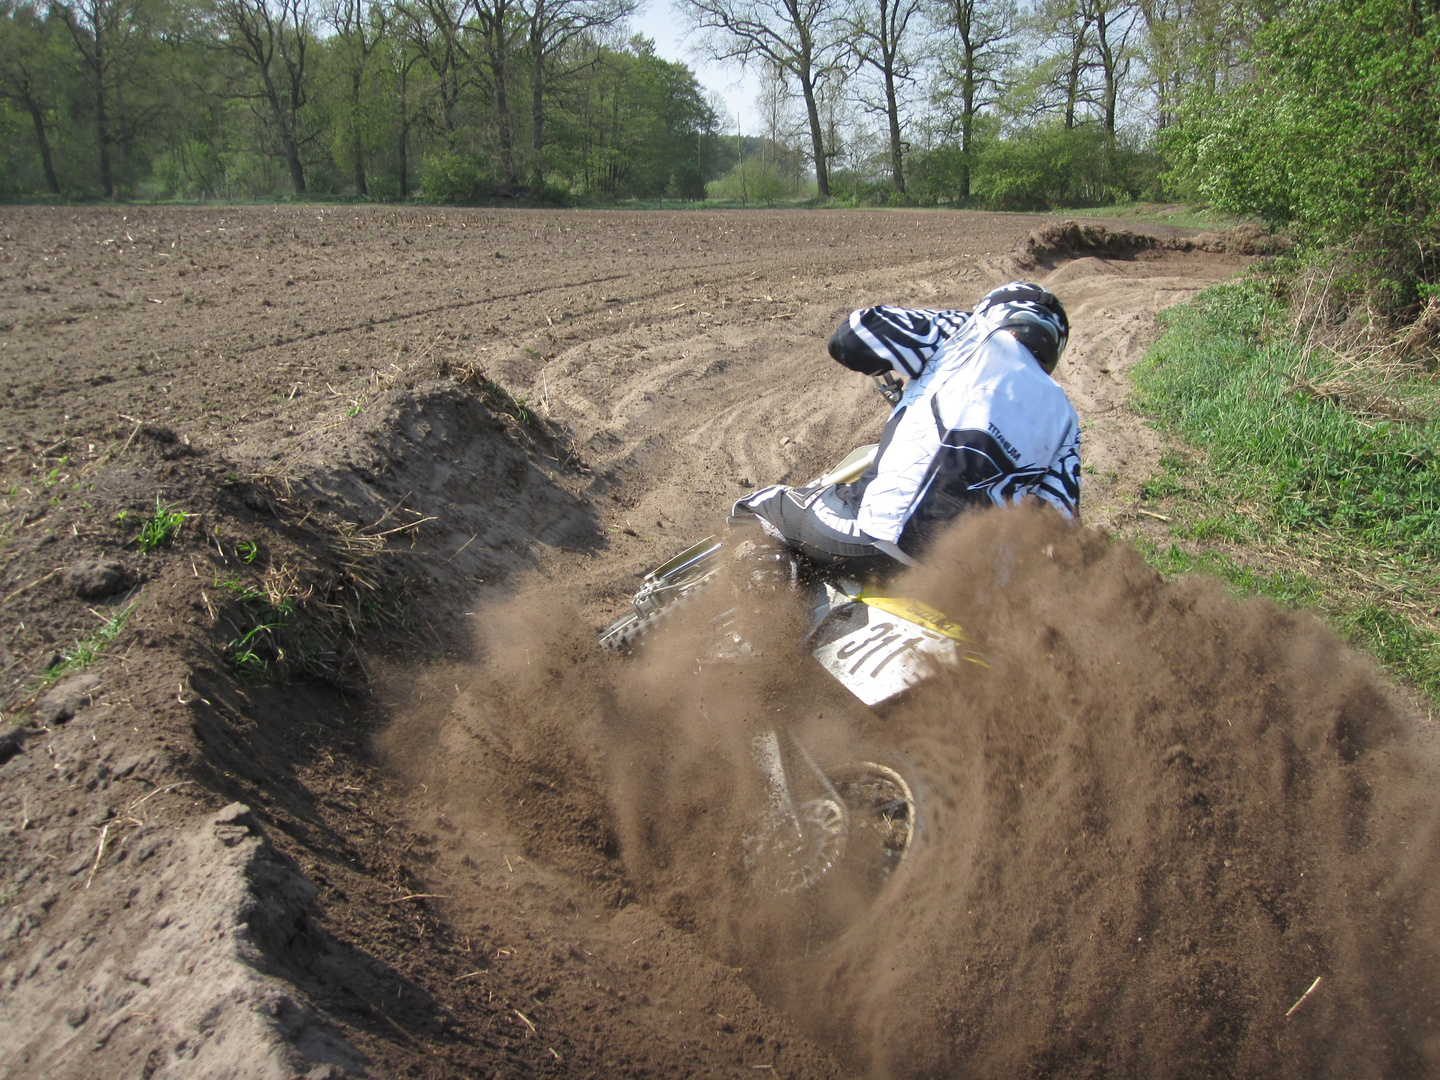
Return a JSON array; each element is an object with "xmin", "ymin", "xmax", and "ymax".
[{"xmin": 3, "ymin": 205, "xmax": 1380, "ymax": 1079}]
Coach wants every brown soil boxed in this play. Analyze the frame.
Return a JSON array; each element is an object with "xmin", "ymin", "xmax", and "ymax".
[{"xmin": 2, "ymin": 205, "xmax": 1434, "ymax": 1079}]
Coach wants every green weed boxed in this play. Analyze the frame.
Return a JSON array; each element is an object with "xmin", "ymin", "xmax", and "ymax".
[
  {"xmin": 131, "ymin": 497, "xmax": 189, "ymax": 552},
  {"xmin": 46, "ymin": 602, "xmax": 135, "ymax": 683},
  {"xmin": 481, "ymin": 377, "xmax": 536, "ymax": 427},
  {"xmin": 227, "ymin": 621, "xmax": 284, "ymax": 681},
  {"xmin": 215, "ymin": 565, "xmax": 303, "ymax": 680},
  {"xmin": 236, "ymin": 540, "xmax": 260, "ymax": 564},
  {"xmin": 40, "ymin": 459, "xmax": 69, "ymax": 488}
]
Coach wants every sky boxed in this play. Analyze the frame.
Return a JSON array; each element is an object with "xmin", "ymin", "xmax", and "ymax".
[{"xmin": 628, "ymin": 0, "xmax": 763, "ymax": 133}]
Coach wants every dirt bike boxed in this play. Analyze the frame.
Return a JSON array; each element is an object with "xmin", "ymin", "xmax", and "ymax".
[{"xmin": 599, "ymin": 417, "xmax": 986, "ymax": 909}]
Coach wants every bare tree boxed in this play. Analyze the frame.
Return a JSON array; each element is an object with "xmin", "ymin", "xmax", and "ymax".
[
  {"xmin": 1086, "ymin": 0, "xmax": 1138, "ymax": 134},
  {"xmin": 208, "ymin": 0, "xmax": 317, "ymax": 192},
  {"xmin": 521, "ymin": 0, "xmax": 634, "ymax": 184},
  {"xmin": 1014, "ymin": 0, "xmax": 1138, "ymax": 133},
  {"xmin": 755, "ymin": 56, "xmax": 802, "ymax": 167},
  {"xmin": 847, "ymin": 0, "xmax": 923, "ymax": 190},
  {"xmin": 1137, "ymin": 0, "xmax": 1243, "ymax": 128},
  {"xmin": 679, "ymin": 0, "xmax": 847, "ymax": 197}
]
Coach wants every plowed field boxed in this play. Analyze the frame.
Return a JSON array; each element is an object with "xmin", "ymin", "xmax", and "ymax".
[{"xmin": 4, "ymin": 206, "xmax": 1435, "ymax": 1080}]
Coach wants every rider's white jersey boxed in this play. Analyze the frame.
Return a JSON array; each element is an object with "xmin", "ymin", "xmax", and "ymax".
[{"xmin": 838, "ymin": 305, "xmax": 1081, "ymax": 550}]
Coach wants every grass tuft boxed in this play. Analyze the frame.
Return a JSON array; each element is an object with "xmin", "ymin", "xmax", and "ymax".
[
  {"xmin": 126, "ymin": 497, "xmax": 189, "ymax": 552},
  {"xmin": 480, "ymin": 377, "xmax": 536, "ymax": 426},
  {"xmin": 46, "ymin": 602, "xmax": 135, "ymax": 683}
]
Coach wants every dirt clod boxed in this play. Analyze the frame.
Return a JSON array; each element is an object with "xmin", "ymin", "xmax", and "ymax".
[
  {"xmin": 63, "ymin": 558, "xmax": 130, "ymax": 600},
  {"xmin": 33, "ymin": 671, "xmax": 101, "ymax": 725}
]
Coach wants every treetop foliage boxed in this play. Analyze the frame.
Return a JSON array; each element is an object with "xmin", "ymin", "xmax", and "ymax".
[
  {"xmin": 0, "ymin": 0, "xmax": 723, "ymax": 200},
  {"xmin": 1166, "ymin": 0, "xmax": 1440, "ymax": 313}
]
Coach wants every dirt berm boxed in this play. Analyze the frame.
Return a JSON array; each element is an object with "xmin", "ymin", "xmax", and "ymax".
[{"xmin": 1, "ymin": 206, "xmax": 1434, "ymax": 1078}]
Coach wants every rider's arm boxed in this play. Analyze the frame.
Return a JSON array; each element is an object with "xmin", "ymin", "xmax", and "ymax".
[
  {"xmin": 828, "ymin": 306, "xmax": 970, "ymax": 379},
  {"xmin": 1028, "ymin": 420, "xmax": 1081, "ymax": 520}
]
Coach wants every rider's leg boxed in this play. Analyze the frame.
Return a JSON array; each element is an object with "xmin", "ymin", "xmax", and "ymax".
[{"xmin": 731, "ymin": 483, "xmax": 901, "ymax": 578}]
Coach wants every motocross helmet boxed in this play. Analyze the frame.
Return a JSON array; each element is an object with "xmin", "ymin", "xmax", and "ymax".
[{"xmin": 974, "ymin": 281, "xmax": 1069, "ymax": 374}]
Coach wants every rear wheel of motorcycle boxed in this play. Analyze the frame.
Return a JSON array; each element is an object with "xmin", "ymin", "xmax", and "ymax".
[
  {"xmin": 766, "ymin": 760, "xmax": 916, "ymax": 899},
  {"xmin": 823, "ymin": 761, "xmax": 916, "ymax": 891}
]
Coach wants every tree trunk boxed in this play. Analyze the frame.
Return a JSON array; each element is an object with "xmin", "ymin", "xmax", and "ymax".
[
  {"xmin": 265, "ymin": 72, "xmax": 307, "ymax": 192},
  {"xmin": 93, "ymin": 40, "xmax": 113, "ymax": 197},
  {"xmin": 24, "ymin": 94, "xmax": 60, "ymax": 194},
  {"xmin": 284, "ymin": 134, "xmax": 307, "ymax": 192},
  {"xmin": 801, "ymin": 75, "xmax": 828, "ymax": 198},
  {"xmin": 398, "ymin": 65, "xmax": 410, "ymax": 198},
  {"xmin": 493, "ymin": 53, "xmax": 516, "ymax": 183},
  {"xmin": 350, "ymin": 68, "xmax": 367, "ymax": 195},
  {"xmin": 884, "ymin": 67, "xmax": 905, "ymax": 191},
  {"xmin": 959, "ymin": 50, "xmax": 976, "ymax": 200},
  {"xmin": 530, "ymin": 45, "xmax": 544, "ymax": 185}
]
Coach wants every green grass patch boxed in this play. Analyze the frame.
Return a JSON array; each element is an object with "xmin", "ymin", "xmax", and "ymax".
[
  {"xmin": 122, "ymin": 497, "xmax": 189, "ymax": 552},
  {"xmin": 46, "ymin": 602, "xmax": 135, "ymax": 683},
  {"xmin": 1058, "ymin": 203, "xmax": 1250, "ymax": 230},
  {"xmin": 1132, "ymin": 277, "xmax": 1440, "ymax": 699}
]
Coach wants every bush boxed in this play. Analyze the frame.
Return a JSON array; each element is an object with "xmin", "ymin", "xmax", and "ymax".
[
  {"xmin": 667, "ymin": 162, "xmax": 707, "ymax": 200},
  {"xmin": 971, "ymin": 123, "xmax": 1157, "ymax": 211},
  {"xmin": 906, "ymin": 144, "xmax": 974, "ymax": 205},
  {"xmin": 704, "ymin": 159, "xmax": 801, "ymax": 203},
  {"xmin": 420, "ymin": 151, "xmax": 491, "ymax": 204},
  {"xmin": 1165, "ymin": 0, "xmax": 1440, "ymax": 314},
  {"xmin": 827, "ymin": 172, "xmax": 904, "ymax": 207}
]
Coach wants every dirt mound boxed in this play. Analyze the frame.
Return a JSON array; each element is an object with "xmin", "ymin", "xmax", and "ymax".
[
  {"xmin": 1, "ymin": 803, "xmax": 366, "ymax": 1079},
  {"xmin": 0, "ymin": 366, "xmax": 605, "ymax": 1078},
  {"xmin": 999, "ymin": 220, "xmax": 1289, "ymax": 277}
]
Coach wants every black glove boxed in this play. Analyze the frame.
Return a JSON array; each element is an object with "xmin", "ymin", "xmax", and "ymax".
[{"xmin": 828, "ymin": 319, "xmax": 892, "ymax": 377}]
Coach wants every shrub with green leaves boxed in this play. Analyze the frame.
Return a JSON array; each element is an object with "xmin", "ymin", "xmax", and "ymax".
[
  {"xmin": 971, "ymin": 123, "xmax": 1160, "ymax": 212},
  {"xmin": 420, "ymin": 151, "xmax": 491, "ymax": 204},
  {"xmin": 704, "ymin": 159, "xmax": 803, "ymax": 204},
  {"xmin": 1166, "ymin": 0, "xmax": 1440, "ymax": 312}
]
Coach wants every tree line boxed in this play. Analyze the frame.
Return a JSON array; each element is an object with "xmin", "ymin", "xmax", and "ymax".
[
  {"xmin": 3, "ymin": 0, "xmax": 1438, "ymax": 314},
  {"xmin": 0, "ymin": 0, "xmax": 1259, "ymax": 204},
  {"xmin": 682, "ymin": 0, "xmax": 1249, "ymax": 206},
  {"xmin": 0, "ymin": 0, "xmax": 727, "ymax": 199}
]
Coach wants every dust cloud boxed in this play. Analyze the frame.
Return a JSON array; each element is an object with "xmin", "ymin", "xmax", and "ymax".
[{"xmin": 412, "ymin": 507, "xmax": 1440, "ymax": 1078}]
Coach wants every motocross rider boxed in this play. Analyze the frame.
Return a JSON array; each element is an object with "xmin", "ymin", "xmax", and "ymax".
[{"xmin": 731, "ymin": 281, "xmax": 1079, "ymax": 576}]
